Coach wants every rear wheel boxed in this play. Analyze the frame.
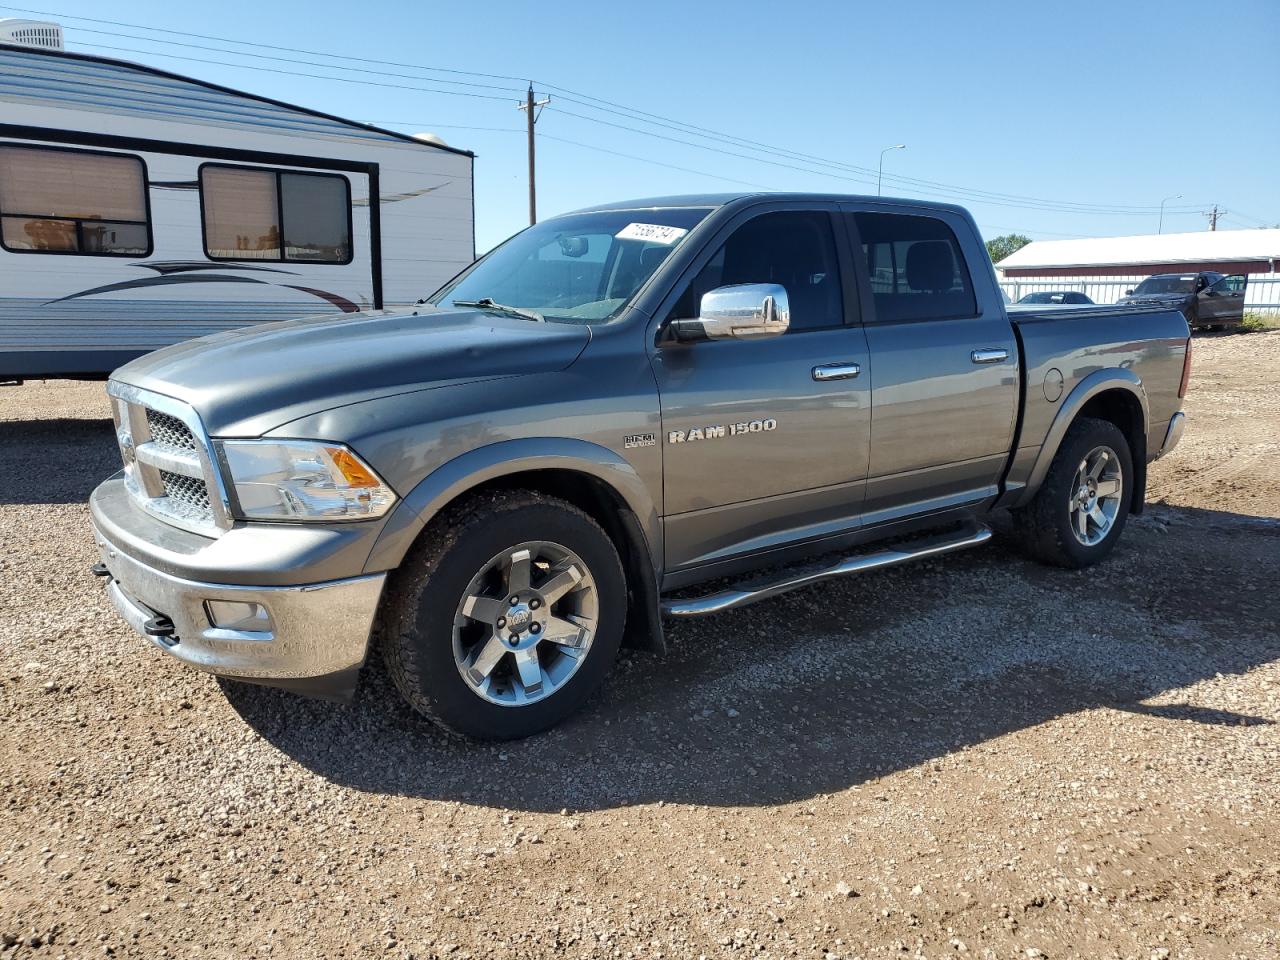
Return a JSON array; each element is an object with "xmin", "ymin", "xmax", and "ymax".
[
  {"xmin": 380, "ymin": 490, "xmax": 626, "ymax": 739},
  {"xmin": 1012, "ymin": 416, "xmax": 1133, "ymax": 568}
]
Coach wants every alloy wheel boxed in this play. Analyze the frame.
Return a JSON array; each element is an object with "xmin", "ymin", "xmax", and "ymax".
[
  {"xmin": 1069, "ymin": 445, "xmax": 1124, "ymax": 546},
  {"xmin": 452, "ymin": 541, "xmax": 598, "ymax": 706}
]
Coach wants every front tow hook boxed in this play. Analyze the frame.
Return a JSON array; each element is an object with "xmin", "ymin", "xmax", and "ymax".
[
  {"xmin": 90, "ymin": 562, "xmax": 179, "ymax": 644},
  {"xmin": 143, "ymin": 615, "xmax": 176, "ymax": 639}
]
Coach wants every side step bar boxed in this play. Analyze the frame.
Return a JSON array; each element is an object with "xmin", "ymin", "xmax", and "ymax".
[{"xmin": 660, "ymin": 524, "xmax": 992, "ymax": 619}]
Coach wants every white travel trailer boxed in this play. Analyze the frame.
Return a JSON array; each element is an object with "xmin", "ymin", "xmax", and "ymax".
[{"xmin": 0, "ymin": 42, "xmax": 475, "ymax": 378}]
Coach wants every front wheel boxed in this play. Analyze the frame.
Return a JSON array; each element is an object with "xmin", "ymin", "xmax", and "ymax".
[
  {"xmin": 380, "ymin": 490, "xmax": 626, "ymax": 739},
  {"xmin": 1012, "ymin": 416, "xmax": 1133, "ymax": 568}
]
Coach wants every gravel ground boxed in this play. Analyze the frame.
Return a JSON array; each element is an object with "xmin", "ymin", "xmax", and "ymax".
[{"xmin": 2, "ymin": 331, "xmax": 1278, "ymax": 960}]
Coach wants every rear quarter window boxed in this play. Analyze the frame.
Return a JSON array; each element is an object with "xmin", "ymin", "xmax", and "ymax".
[{"xmin": 851, "ymin": 212, "xmax": 977, "ymax": 322}]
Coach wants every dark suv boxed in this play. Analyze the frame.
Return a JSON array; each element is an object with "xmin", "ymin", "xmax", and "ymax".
[
  {"xmin": 1017, "ymin": 291, "xmax": 1094, "ymax": 305},
  {"xmin": 1118, "ymin": 272, "xmax": 1247, "ymax": 331}
]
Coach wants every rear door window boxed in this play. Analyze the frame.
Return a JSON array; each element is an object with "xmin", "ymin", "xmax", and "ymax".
[{"xmin": 851, "ymin": 212, "xmax": 976, "ymax": 322}]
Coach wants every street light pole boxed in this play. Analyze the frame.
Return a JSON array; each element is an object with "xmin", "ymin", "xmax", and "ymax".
[
  {"xmin": 1158, "ymin": 194, "xmax": 1182, "ymax": 234},
  {"xmin": 877, "ymin": 144, "xmax": 905, "ymax": 196}
]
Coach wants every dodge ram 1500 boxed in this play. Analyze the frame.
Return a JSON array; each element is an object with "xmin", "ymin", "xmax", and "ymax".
[{"xmin": 91, "ymin": 193, "xmax": 1192, "ymax": 739}]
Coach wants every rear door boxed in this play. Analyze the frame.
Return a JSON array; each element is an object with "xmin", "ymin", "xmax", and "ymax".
[
  {"xmin": 650, "ymin": 204, "xmax": 871, "ymax": 571},
  {"xmin": 841, "ymin": 205, "xmax": 1020, "ymax": 525}
]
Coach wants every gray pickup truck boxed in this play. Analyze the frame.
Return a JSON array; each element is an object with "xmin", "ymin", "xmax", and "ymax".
[{"xmin": 91, "ymin": 193, "xmax": 1193, "ymax": 739}]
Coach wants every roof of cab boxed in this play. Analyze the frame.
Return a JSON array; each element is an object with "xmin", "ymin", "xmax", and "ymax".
[{"xmin": 566, "ymin": 193, "xmax": 973, "ymax": 216}]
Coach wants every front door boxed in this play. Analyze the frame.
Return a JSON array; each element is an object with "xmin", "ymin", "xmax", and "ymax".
[
  {"xmin": 843, "ymin": 206, "xmax": 1020, "ymax": 525},
  {"xmin": 1204, "ymin": 274, "xmax": 1248, "ymax": 326},
  {"xmin": 650, "ymin": 207, "xmax": 871, "ymax": 571}
]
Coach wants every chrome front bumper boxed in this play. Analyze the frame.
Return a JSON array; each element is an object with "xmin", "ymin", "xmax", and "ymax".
[{"xmin": 94, "ymin": 527, "xmax": 385, "ymax": 701}]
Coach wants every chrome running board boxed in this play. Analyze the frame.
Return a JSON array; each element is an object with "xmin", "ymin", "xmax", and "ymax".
[{"xmin": 660, "ymin": 524, "xmax": 992, "ymax": 619}]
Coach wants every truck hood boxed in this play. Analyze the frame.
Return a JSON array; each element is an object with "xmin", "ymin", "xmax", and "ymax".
[{"xmin": 112, "ymin": 306, "xmax": 592, "ymax": 436}]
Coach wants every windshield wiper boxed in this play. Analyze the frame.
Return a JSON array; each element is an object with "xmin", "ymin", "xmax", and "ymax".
[{"xmin": 452, "ymin": 298, "xmax": 544, "ymax": 322}]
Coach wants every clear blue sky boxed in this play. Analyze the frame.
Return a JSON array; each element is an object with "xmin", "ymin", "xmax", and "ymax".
[{"xmin": 10, "ymin": 0, "xmax": 1278, "ymax": 251}]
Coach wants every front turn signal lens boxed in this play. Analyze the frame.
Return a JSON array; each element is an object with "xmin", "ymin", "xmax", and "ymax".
[{"xmin": 328, "ymin": 446, "xmax": 383, "ymax": 489}]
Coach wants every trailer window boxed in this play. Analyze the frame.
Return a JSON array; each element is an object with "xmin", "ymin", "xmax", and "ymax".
[
  {"xmin": 201, "ymin": 165, "xmax": 351, "ymax": 264},
  {"xmin": 0, "ymin": 145, "xmax": 150, "ymax": 256},
  {"xmin": 851, "ymin": 212, "xmax": 976, "ymax": 322}
]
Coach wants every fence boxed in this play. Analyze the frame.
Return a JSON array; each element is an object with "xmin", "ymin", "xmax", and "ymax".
[{"xmin": 998, "ymin": 273, "xmax": 1280, "ymax": 315}]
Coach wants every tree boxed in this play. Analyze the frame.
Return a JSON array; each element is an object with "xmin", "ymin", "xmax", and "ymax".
[{"xmin": 986, "ymin": 233, "xmax": 1031, "ymax": 264}]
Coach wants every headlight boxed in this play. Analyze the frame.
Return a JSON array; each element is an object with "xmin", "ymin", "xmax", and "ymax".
[{"xmin": 218, "ymin": 440, "xmax": 396, "ymax": 521}]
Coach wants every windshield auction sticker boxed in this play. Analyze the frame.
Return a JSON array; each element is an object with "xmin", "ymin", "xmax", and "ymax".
[{"xmin": 615, "ymin": 223, "xmax": 689, "ymax": 245}]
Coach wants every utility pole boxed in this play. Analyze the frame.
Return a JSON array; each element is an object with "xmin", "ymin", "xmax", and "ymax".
[
  {"xmin": 517, "ymin": 84, "xmax": 551, "ymax": 225},
  {"xmin": 1203, "ymin": 205, "xmax": 1226, "ymax": 231}
]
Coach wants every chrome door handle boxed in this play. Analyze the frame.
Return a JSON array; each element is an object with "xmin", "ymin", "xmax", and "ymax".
[
  {"xmin": 971, "ymin": 348, "xmax": 1009, "ymax": 364},
  {"xmin": 812, "ymin": 362, "xmax": 861, "ymax": 381}
]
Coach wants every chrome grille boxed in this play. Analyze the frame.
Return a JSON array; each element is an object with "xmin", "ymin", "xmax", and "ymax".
[
  {"xmin": 159, "ymin": 470, "xmax": 211, "ymax": 512},
  {"xmin": 107, "ymin": 382, "xmax": 229, "ymax": 537},
  {"xmin": 145, "ymin": 409, "xmax": 198, "ymax": 452}
]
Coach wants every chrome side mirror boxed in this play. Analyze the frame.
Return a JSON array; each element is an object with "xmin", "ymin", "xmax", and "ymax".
[{"xmin": 671, "ymin": 283, "xmax": 790, "ymax": 342}]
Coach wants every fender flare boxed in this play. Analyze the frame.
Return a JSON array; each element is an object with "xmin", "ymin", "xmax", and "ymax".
[
  {"xmin": 361, "ymin": 438, "xmax": 666, "ymax": 653},
  {"xmin": 365, "ymin": 437, "xmax": 661, "ymax": 572},
  {"xmin": 1018, "ymin": 368, "xmax": 1150, "ymax": 507}
]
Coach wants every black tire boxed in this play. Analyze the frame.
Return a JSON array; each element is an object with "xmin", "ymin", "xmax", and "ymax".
[
  {"xmin": 380, "ymin": 489, "xmax": 626, "ymax": 740},
  {"xmin": 1011, "ymin": 416, "xmax": 1133, "ymax": 569}
]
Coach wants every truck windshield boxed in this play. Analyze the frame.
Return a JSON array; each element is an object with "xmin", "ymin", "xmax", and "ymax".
[
  {"xmin": 430, "ymin": 208, "xmax": 711, "ymax": 324},
  {"xmin": 1132, "ymin": 277, "xmax": 1195, "ymax": 295}
]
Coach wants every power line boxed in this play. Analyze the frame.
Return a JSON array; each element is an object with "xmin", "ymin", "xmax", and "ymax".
[
  {"xmin": 540, "ymin": 134, "xmax": 776, "ymax": 191},
  {"xmin": 0, "ymin": 0, "xmax": 1212, "ymax": 216},
  {"xmin": 544, "ymin": 86, "xmax": 1207, "ymax": 215},
  {"xmin": 373, "ymin": 120, "xmax": 781, "ymax": 189},
  {"xmin": 61, "ymin": 24, "xmax": 528, "ymax": 95},
  {"xmin": 19, "ymin": 4, "xmax": 1231, "ymax": 219},
  {"xmin": 977, "ymin": 224, "xmax": 1096, "ymax": 239},
  {"xmin": 524, "ymin": 76, "xmax": 1210, "ymax": 213},
  {"xmin": 72, "ymin": 41, "xmax": 519, "ymax": 102},
  {"xmin": 0, "ymin": 4, "xmax": 532, "ymax": 85},
  {"xmin": 90, "ymin": 31, "xmax": 1202, "ymax": 216},
  {"xmin": 27, "ymin": 0, "xmax": 1186, "ymax": 215},
  {"xmin": 551, "ymin": 106, "xmax": 878, "ymax": 190},
  {"xmin": 1224, "ymin": 209, "xmax": 1277, "ymax": 227},
  {"xmin": 550, "ymin": 105, "xmax": 1204, "ymax": 216},
  {"xmin": 72, "ymin": 36, "xmax": 863, "ymax": 200},
  {"xmin": 43, "ymin": 11, "xmax": 1209, "ymax": 215},
  {"xmin": 380, "ymin": 123, "xmax": 524, "ymax": 135},
  {"xmin": 48, "ymin": 9, "xmax": 883, "ymax": 193}
]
